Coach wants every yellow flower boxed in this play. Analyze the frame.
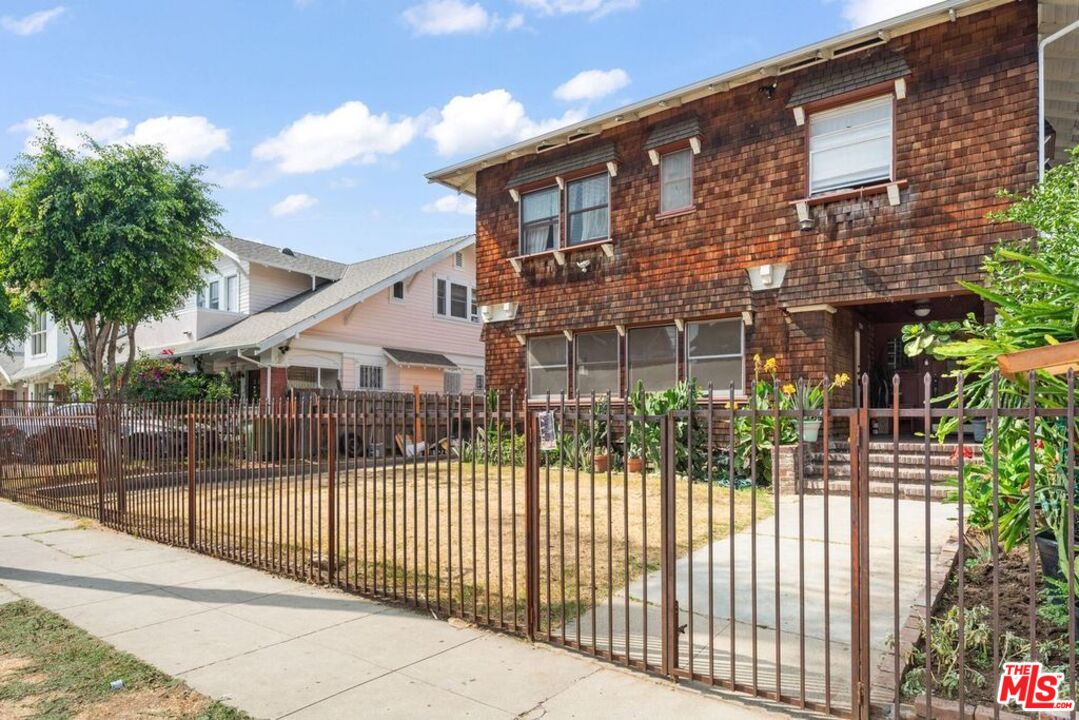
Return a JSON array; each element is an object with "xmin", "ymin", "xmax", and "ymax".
[
  {"xmin": 833, "ymin": 373, "xmax": 850, "ymax": 389},
  {"xmin": 763, "ymin": 357, "xmax": 778, "ymax": 374},
  {"xmin": 753, "ymin": 354, "xmax": 762, "ymax": 372},
  {"xmin": 782, "ymin": 383, "xmax": 796, "ymax": 395}
]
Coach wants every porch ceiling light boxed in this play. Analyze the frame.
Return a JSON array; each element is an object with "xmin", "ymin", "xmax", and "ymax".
[{"xmin": 913, "ymin": 300, "xmax": 932, "ymax": 318}]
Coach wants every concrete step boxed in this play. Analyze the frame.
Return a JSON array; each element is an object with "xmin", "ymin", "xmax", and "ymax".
[
  {"xmin": 804, "ymin": 463, "xmax": 956, "ymax": 483},
  {"xmin": 802, "ymin": 479, "xmax": 952, "ymax": 501}
]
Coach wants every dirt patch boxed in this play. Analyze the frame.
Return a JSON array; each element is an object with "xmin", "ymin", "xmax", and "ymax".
[
  {"xmin": 0, "ymin": 697, "xmax": 38, "ymax": 719},
  {"xmin": 0, "ymin": 655, "xmax": 33, "ymax": 680},
  {"xmin": 73, "ymin": 686, "xmax": 212, "ymax": 720}
]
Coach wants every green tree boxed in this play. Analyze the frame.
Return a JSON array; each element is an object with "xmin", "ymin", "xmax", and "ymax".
[{"xmin": 0, "ymin": 129, "xmax": 222, "ymax": 399}]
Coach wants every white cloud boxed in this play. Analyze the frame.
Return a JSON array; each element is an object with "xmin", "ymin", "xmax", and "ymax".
[
  {"xmin": 829, "ymin": 0, "xmax": 937, "ymax": 28},
  {"xmin": 554, "ymin": 68, "xmax": 630, "ymax": 102},
  {"xmin": 423, "ymin": 194, "xmax": 476, "ymax": 215},
  {"xmin": 253, "ymin": 101, "xmax": 416, "ymax": 174},
  {"xmin": 11, "ymin": 114, "xmax": 229, "ymax": 162},
  {"xmin": 402, "ymin": 0, "xmax": 492, "ymax": 35},
  {"xmin": 515, "ymin": 0, "xmax": 637, "ymax": 19},
  {"xmin": 427, "ymin": 89, "xmax": 585, "ymax": 157},
  {"xmin": 271, "ymin": 193, "xmax": 319, "ymax": 217},
  {"xmin": 125, "ymin": 116, "xmax": 229, "ymax": 163},
  {"xmin": 0, "ymin": 168, "xmax": 8, "ymax": 186},
  {"xmin": 2, "ymin": 6, "xmax": 65, "ymax": 36}
]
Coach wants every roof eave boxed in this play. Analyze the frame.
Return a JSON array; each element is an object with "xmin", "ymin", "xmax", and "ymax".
[{"xmin": 424, "ymin": 0, "xmax": 1014, "ymax": 196}]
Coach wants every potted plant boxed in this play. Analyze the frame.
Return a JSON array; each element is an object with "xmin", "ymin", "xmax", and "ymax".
[
  {"xmin": 785, "ymin": 373, "xmax": 850, "ymax": 443},
  {"xmin": 626, "ymin": 451, "xmax": 644, "ymax": 474}
]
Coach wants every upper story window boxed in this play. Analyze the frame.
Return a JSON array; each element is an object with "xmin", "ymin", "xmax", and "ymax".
[
  {"xmin": 520, "ymin": 187, "xmax": 560, "ymax": 255},
  {"xmin": 30, "ymin": 312, "xmax": 47, "ymax": 356},
  {"xmin": 528, "ymin": 335, "xmax": 567, "ymax": 399},
  {"xmin": 391, "ymin": 280, "xmax": 405, "ymax": 301},
  {"xmin": 808, "ymin": 95, "xmax": 893, "ymax": 195},
  {"xmin": 566, "ymin": 173, "xmax": 609, "ymax": 246},
  {"xmin": 627, "ymin": 325, "xmax": 677, "ymax": 393},
  {"xmin": 575, "ymin": 330, "xmax": 619, "ymax": 397},
  {"xmin": 225, "ymin": 275, "xmax": 239, "ymax": 312},
  {"xmin": 659, "ymin": 149, "xmax": 693, "ymax": 214},
  {"xmin": 454, "ymin": 251, "xmax": 464, "ymax": 269},
  {"xmin": 436, "ymin": 278, "xmax": 478, "ymax": 322},
  {"xmin": 687, "ymin": 319, "xmax": 744, "ymax": 393},
  {"xmin": 207, "ymin": 280, "xmax": 221, "ymax": 310}
]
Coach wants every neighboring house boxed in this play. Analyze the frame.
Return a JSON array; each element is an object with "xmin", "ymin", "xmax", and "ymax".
[
  {"xmin": 144, "ymin": 234, "xmax": 483, "ymax": 399},
  {"xmin": 428, "ymin": 0, "xmax": 1078, "ymax": 415},
  {"xmin": 0, "ymin": 234, "xmax": 484, "ymax": 401}
]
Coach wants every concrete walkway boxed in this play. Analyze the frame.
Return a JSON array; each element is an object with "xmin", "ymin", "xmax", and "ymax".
[{"xmin": 0, "ymin": 499, "xmax": 794, "ymax": 720}]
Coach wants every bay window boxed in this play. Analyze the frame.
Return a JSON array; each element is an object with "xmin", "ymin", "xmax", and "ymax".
[
  {"xmin": 687, "ymin": 319, "xmax": 744, "ymax": 393},
  {"xmin": 566, "ymin": 173, "xmax": 609, "ymax": 245},
  {"xmin": 627, "ymin": 326, "xmax": 677, "ymax": 392},
  {"xmin": 659, "ymin": 149, "xmax": 693, "ymax": 213},
  {"xmin": 575, "ymin": 330, "xmax": 619, "ymax": 397},
  {"xmin": 808, "ymin": 95, "xmax": 893, "ymax": 195},
  {"xmin": 520, "ymin": 187, "xmax": 560, "ymax": 255},
  {"xmin": 527, "ymin": 336, "xmax": 567, "ymax": 398}
]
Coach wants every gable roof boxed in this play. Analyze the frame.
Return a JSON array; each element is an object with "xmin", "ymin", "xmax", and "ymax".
[
  {"xmin": 426, "ymin": 0, "xmax": 1012, "ymax": 195},
  {"xmin": 214, "ymin": 235, "xmax": 348, "ymax": 281},
  {"xmin": 0, "ymin": 354, "xmax": 24, "ymax": 386},
  {"xmin": 160, "ymin": 235, "xmax": 474, "ymax": 358}
]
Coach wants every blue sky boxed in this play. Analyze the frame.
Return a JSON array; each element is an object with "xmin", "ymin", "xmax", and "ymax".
[{"xmin": 0, "ymin": 0, "xmax": 935, "ymax": 261}]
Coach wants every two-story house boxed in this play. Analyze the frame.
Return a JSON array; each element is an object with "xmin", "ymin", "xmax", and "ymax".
[
  {"xmin": 427, "ymin": 0, "xmax": 1077, "ymax": 418},
  {"xmin": 0, "ymin": 234, "xmax": 484, "ymax": 401}
]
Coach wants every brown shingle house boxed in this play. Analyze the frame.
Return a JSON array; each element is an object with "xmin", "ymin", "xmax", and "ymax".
[{"xmin": 427, "ymin": 0, "xmax": 1079, "ymax": 413}]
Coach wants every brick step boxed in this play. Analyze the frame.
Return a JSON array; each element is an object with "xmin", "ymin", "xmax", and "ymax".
[
  {"xmin": 828, "ymin": 440, "xmax": 963, "ymax": 455},
  {"xmin": 804, "ymin": 463, "xmax": 956, "ymax": 482},
  {"xmin": 813, "ymin": 451, "xmax": 964, "ymax": 468},
  {"xmin": 802, "ymin": 479, "xmax": 952, "ymax": 501}
]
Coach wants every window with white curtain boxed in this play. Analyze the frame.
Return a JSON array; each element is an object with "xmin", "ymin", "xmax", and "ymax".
[
  {"xmin": 627, "ymin": 326, "xmax": 678, "ymax": 392},
  {"xmin": 520, "ymin": 187, "xmax": 560, "ymax": 255},
  {"xmin": 687, "ymin": 319, "xmax": 744, "ymax": 393},
  {"xmin": 809, "ymin": 95, "xmax": 893, "ymax": 195},
  {"xmin": 660, "ymin": 149, "xmax": 693, "ymax": 213},
  {"xmin": 527, "ymin": 336, "xmax": 567, "ymax": 398},
  {"xmin": 575, "ymin": 330, "xmax": 619, "ymax": 397},
  {"xmin": 567, "ymin": 173, "xmax": 609, "ymax": 245}
]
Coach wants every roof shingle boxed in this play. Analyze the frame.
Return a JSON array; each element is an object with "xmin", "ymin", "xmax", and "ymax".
[
  {"xmin": 506, "ymin": 142, "xmax": 617, "ymax": 189},
  {"xmin": 787, "ymin": 51, "xmax": 910, "ymax": 108}
]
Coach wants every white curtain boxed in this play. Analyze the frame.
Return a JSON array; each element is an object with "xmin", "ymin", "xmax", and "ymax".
[
  {"xmin": 660, "ymin": 149, "xmax": 692, "ymax": 212},
  {"xmin": 809, "ymin": 95, "xmax": 892, "ymax": 194},
  {"xmin": 522, "ymin": 188, "xmax": 559, "ymax": 254},
  {"xmin": 569, "ymin": 175, "xmax": 609, "ymax": 244}
]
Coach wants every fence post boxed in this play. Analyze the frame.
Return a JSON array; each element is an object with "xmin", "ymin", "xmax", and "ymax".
[
  {"xmin": 660, "ymin": 412, "xmax": 679, "ymax": 679},
  {"xmin": 849, "ymin": 376, "xmax": 872, "ymax": 720},
  {"xmin": 187, "ymin": 401, "xmax": 196, "ymax": 548},
  {"xmin": 524, "ymin": 412, "xmax": 540, "ymax": 641},
  {"xmin": 94, "ymin": 402, "xmax": 105, "ymax": 523},
  {"xmin": 327, "ymin": 411, "xmax": 337, "ymax": 587}
]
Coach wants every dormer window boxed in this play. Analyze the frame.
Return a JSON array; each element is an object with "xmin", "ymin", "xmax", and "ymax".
[
  {"xmin": 566, "ymin": 173, "xmax": 609, "ymax": 245},
  {"xmin": 520, "ymin": 187, "xmax": 560, "ymax": 255},
  {"xmin": 808, "ymin": 95, "xmax": 893, "ymax": 195}
]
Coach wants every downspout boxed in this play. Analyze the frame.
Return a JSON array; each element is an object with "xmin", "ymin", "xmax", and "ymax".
[{"xmin": 1039, "ymin": 17, "xmax": 1079, "ymax": 179}]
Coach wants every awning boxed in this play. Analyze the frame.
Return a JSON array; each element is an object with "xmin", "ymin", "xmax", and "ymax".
[{"xmin": 383, "ymin": 348, "xmax": 457, "ymax": 370}]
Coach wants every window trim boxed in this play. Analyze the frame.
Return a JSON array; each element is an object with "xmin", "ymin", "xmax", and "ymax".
[
  {"xmin": 658, "ymin": 148, "xmax": 694, "ymax": 216},
  {"xmin": 526, "ymin": 334, "xmax": 569, "ymax": 400},
  {"xmin": 685, "ymin": 318, "xmax": 746, "ymax": 396},
  {"xmin": 357, "ymin": 364, "xmax": 384, "ymax": 390},
  {"xmin": 573, "ymin": 328, "xmax": 622, "ymax": 400},
  {"xmin": 806, "ymin": 92, "xmax": 895, "ymax": 198},
  {"xmin": 443, "ymin": 369, "xmax": 462, "ymax": 395},
  {"xmin": 435, "ymin": 276, "xmax": 477, "ymax": 324},
  {"xmin": 565, "ymin": 171, "xmax": 611, "ymax": 247},
  {"xmin": 30, "ymin": 312, "xmax": 48, "ymax": 357},
  {"xmin": 518, "ymin": 185, "xmax": 561, "ymax": 257},
  {"xmin": 626, "ymin": 324, "xmax": 680, "ymax": 394}
]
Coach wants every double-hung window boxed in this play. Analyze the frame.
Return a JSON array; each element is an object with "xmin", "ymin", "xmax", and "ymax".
[
  {"xmin": 659, "ymin": 149, "xmax": 693, "ymax": 213},
  {"xmin": 208, "ymin": 280, "xmax": 221, "ymax": 310},
  {"xmin": 627, "ymin": 326, "xmax": 678, "ymax": 393},
  {"xmin": 527, "ymin": 336, "xmax": 567, "ymax": 399},
  {"xmin": 520, "ymin": 187, "xmax": 560, "ymax": 255},
  {"xmin": 30, "ymin": 312, "xmax": 47, "ymax": 356},
  {"xmin": 225, "ymin": 275, "xmax": 239, "ymax": 312},
  {"xmin": 436, "ymin": 278, "xmax": 474, "ymax": 321},
  {"xmin": 575, "ymin": 330, "xmax": 619, "ymax": 397},
  {"xmin": 687, "ymin": 319, "xmax": 744, "ymax": 393},
  {"xmin": 566, "ymin": 173, "xmax": 609, "ymax": 245},
  {"xmin": 808, "ymin": 95, "xmax": 893, "ymax": 195}
]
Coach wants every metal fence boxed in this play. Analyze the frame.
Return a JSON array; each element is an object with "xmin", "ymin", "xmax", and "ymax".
[{"xmin": 0, "ymin": 375, "xmax": 1075, "ymax": 720}]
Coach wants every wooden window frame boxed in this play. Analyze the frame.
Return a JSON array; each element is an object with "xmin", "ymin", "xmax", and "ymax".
[
  {"xmin": 518, "ymin": 185, "xmax": 561, "ymax": 257},
  {"xmin": 565, "ymin": 172, "xmax": 611, "ymax": 247},
  {"xmin": 686, "ymin": 318, "xmax": 746, "ymax": 395},
  {"xmin": 803, "ymin": 82, "xmax": 898, "ymax": 199},
  {"xmin": 573, "ymin": 328, "xmax": 621, "ymax": 400},
  {"xmin": 526, "ymin": 334, "xmax": 569, "ymax": 400},
  {"xmin": 626, "ymin": 324, "xmax": 680, "ymax": 394},
  {"xmin": 657, "ymin": 147, "xmax": 695, "ymax": 217}
]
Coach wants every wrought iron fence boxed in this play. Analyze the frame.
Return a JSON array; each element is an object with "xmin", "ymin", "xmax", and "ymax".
[{"xmin": 0, "ymin": 375, "xmax": 1074, "ymax": 720}]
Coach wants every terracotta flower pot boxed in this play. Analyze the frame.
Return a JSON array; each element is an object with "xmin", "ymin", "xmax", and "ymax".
[
  {"xmin": 594, "ymin": 454, "xmax": 610, "ymax": 473},
  {"xmin": 627, "ymin": 456, "xmax": 644, "ymax": 473}
]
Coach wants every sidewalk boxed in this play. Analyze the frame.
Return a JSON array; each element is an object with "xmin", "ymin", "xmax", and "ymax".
[{"xmin": 0, "ymin": 499, "xmax": 793, "ymax": 720}]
